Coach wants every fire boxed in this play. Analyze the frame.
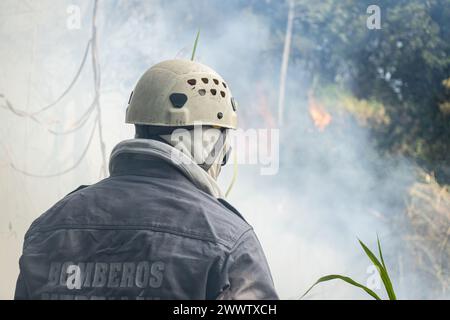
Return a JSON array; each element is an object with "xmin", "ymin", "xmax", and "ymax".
[{"xmin": 308, "ymin": 91, "xmax": 332, "ymax": 131}]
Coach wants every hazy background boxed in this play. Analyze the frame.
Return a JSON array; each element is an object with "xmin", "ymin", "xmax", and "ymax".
[{"xmin": 1, "ymin": 0, "xmax": 449, "ymax": 299}]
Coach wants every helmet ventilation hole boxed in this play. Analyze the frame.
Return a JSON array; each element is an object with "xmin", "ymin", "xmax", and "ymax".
[
  {"xmin": 169, "ymin": 93, "xmax": 188, "ymax": 108},
  {"xmin": 220, "ymin": 91, "xmax": 226, "ymax": 98},
  {"xmin": 187, "ymin": 79, "xmax": 196, "ymax": 85},
  {"xmin": 201, "ymin": 78, "xmax": 209, "ymax": 84},
  {"xmin": 210, "ymin": 89, "xmax": 217, "ymax": 95},
  {"xmin": 217, "ymin": 112, "xmax": 223, "ymax": 119},
  {"xmin": 213, "ymin": 79, "xmax": 219, "ymax": 85},
  {"xmin": 222, "ymin": 82, "xmax": 227, "ymax": 88},
  {"xmin": 198, "ymin": 89, "xmax": 206, "ymax": 96}
]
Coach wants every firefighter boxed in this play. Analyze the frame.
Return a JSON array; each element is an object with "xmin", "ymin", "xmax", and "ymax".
[{"xmin": 15, "ymin": 59, "xmax": 278, "ymax": 300}]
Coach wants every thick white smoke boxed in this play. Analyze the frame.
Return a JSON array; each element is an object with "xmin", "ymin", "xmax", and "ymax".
[{"xmin": 0, "ymin": 0, "xmax": 440, "ymax": 299}]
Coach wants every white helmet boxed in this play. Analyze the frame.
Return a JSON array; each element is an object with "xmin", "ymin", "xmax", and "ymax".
[{"xmin": 126, "ymin": 59, "xmax": 238, "ymax": 129}]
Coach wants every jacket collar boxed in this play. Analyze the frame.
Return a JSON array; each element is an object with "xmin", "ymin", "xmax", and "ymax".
[{"xmin": 109, "ymin": 139, "xmax": 224, "ymax": 198}]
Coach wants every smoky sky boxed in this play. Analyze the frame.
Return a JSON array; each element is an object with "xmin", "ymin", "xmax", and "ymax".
[{"xmin": 0, "ymin": 0, "xmax": 442, "ymax": 299}]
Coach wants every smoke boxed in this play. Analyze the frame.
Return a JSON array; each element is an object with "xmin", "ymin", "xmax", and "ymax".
[{"xmin": 0, "ymin": 0, "xmax": 443, "ymax": 299}]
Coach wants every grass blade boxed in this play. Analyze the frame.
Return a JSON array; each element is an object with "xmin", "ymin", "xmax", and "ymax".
[
  {"xmin": 377, "ymin": 234, "xmax": 386, "ymax": 269},
  {"xmin": 377, "ymin": 235, "xmax": 387, "ymax": 273},
  {"xmin": 191, "ymin": 29, "xmax": 200, "ymax": 61},
  {"xmin": 358, "ymin": 239, "xmax": 397, "ymax": 300},
  {"xmin": 376, "ymin": 235, "xmax": 395, "ymax": 300},
  {"xmin": 301, "ymin": 274, "xmax": 382, "ymax": 300}
]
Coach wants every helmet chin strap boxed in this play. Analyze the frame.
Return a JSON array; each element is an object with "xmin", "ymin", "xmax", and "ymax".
[
  {"xmin": 199, "ymin": 128, "xmax": 228, "ymax": 172},
  {"xmin": 225, "ymin": 151, "xmax": 238, "ymax": 198},
  {"xmin": 157, "ymin": 126, "xmax": 237, "ymax": 197},
  {"xmin": 199, "ymin": 128, "xmax": 238, "ymax": 198}
]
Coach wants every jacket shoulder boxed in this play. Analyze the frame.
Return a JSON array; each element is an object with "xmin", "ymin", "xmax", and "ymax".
[
  {"xmin": 217, "ymin": 198, "xmax": 248, "ymax": 224},
  {"xmin": 194, "ymin": 195, "xmax": 253, "ymax": 249},
  {"xmin": 25, "ymin": 185, "xmax": 92, "ymax": 239},
  {"xmin": 66, "ymin": 185, "xmax": 90, "ymax": 196}
]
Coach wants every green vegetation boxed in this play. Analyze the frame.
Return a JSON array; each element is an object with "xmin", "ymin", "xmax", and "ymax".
[
  {"xmin": 249, "ymin": 1, "xmax": 449, "ymax": 296},
  {"xmin": 191, "ymin": 29, "xmax": 200, "ymax": 61},
  {"xmin": 301, "ymin": 236, "xmax": 397, "ymax": 300},
  {"xmin": 256, "ymin": 0, "xmax": 450, "ymax": 183}
]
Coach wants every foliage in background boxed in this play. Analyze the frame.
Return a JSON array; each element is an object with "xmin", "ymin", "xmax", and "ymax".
[
  {"xmin": 317, "ymin": 85, "xmax": 390, "ymax": 129},
  {"xmin": 246, "ymin": 1, "xmax": 450, "ymax": 297},
  {"xmin": 251, "ymin": 0, "xmax": 450, "ymax": 183},
  {"xmin": 403, "ymin": 170, "xmax": 450, "ymax": 293}
]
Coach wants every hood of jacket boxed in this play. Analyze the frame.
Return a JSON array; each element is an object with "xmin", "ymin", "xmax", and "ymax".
[{"xmin": 109, "ymin": 138, "xmax": 224, "ymax": 198}]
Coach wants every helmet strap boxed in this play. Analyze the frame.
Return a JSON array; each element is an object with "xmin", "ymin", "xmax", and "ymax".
[{"xmin": 199, "ymin": 128, "xmax": 228, "ymax": 172}]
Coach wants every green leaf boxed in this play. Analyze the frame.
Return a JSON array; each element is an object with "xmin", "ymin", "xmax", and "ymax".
[
  {"xmin": 377, "ymin": 234, "xmax": 387, "ymax": 273},
  {"xmin": 358, "ymin": 239, "xmax": 397, "ymax": 300},
  {"xmin": 191, "ymin": 29, "xmax": 200, "ymax": 61},
  {"xmin": 377, "ymin": 234, "xmax": 386, "ymax": 269},
  {"xmin": 301, "ymin": 274, "xmax": 382, "ymax": 300},
  {"xmin": 376, "ymin": 235, "xmax": 395, "ymax": 300}
]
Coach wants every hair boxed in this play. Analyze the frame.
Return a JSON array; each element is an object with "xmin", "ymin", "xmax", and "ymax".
[
  {"xmin": 134, "ymin": 125, "xmax": 182, "ymax": 139},
  {"xmin": 135, "ymin": 124, "xmax": 230, "ymax": 167},
  {"xmin": 134, "ymin": 124, "xmax": 219, "ymax": 139}
]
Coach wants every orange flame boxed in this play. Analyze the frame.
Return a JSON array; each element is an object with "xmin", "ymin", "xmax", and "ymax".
[{"xmin": 308, "ymin": 91, "xmax": 331, "ymax": 131}]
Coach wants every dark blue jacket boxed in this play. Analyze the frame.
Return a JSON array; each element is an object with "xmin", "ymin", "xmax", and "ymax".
[{"xmin": 14, "ymin": 144, "xmax": 278, "ymax": 300}]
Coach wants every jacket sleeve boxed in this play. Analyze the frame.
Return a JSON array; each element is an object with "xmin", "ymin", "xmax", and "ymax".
[
  {"xmin": 14, "ymin": 259, "xmax": 29, "ymax": 300},
  {"xmin": 217, "ymin": 229, "xmax": 279, "ymax": 300},
  {"xmin": 15, "ymin": 233, "xmax": 34, "ymax": 300}
]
